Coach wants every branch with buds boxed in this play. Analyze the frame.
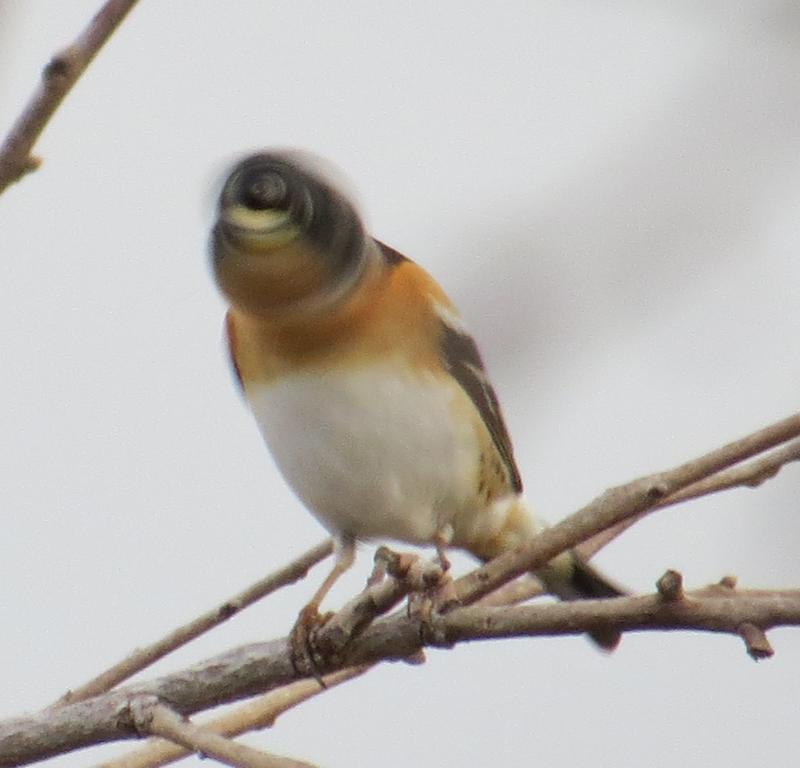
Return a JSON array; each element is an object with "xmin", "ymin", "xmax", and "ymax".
[
  {"xmin": 0, "ymin": 0, "xmax": 139, "ymax": 195},
  {"xmin": 0, "ymin": 411, "xmax": 798, "ymax": 768},
  {"xmin": 2, "ymin": 6, "xmax": 800, "ymax": 768}
]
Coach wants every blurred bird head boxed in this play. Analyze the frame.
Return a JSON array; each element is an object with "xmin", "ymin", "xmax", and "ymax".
[{"xmin": 211, "ymin": 150, "xmax": 368, "ymax": 316}]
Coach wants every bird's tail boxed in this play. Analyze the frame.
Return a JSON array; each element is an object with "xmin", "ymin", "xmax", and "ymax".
[
  {"xmin": 536, "ymin": 550, "xmax": 624, "ymax": 651},
  {"xmin": 461, "ymin": 495, "xmax": 625, "ymax": 651}
]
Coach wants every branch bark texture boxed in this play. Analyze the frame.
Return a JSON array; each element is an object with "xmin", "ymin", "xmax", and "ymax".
[
  {"xmin": 1, "ymin": 586, "xmax": 799, "ymax": 768},
  {"xmin": 454, "ymin": 412, "xmax": 800, "ymax": 605},
  {"xmin": 0, "ymin": 0, "xmax": 139, "ymax": 194}
]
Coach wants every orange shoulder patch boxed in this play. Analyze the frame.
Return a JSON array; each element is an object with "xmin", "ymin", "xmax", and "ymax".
[{"xmin": 225, "ymin": 310, "xmax": 244, "ymax": 390}]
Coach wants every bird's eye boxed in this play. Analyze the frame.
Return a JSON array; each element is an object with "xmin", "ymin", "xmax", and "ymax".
[{"xmin": 240, "ymin": 169, "xmax": 291, "ymax": 211}]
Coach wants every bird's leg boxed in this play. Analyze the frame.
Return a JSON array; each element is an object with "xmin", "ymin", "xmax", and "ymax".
[
  {"xmin": 366, "ymin": 545, "xmax": 392, "ymax": 586},
  {"xmin": 433, "ymin": 528, "xmax": 453, "ymax": 572},
  {"xmin": 408, "ymin": 528, "xmax": 460, "ymax": 623},
  {"xmin": 432, "ymin": 527, "xmax": 458, "ymax": 608},
  {"xmin": 290, "ymin": 537, "xmax": 355, "ymax": 679}
]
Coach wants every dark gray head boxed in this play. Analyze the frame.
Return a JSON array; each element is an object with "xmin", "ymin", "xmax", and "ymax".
[{"xmin": 211, "ymin": 151, "xmax": 368, "ymax": 315}]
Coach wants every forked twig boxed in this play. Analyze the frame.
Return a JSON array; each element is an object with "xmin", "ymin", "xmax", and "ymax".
[
  {"xmin": 455, "ymin": 412, "xmax": 800, "ymax": 605},
  {"xmin": 99, "ymin": 667, "xmax": 368, "ymax": 768},
  {"xmin": 3, "ymin": 582, "xmax": 799, "ymax": 767},
  {"xmin": 130, "ymin": 698, "xmax": 316, "ymax": 768},
  {"xmin": 578, "ymin": 438, "xmax": 800, "ymax": 559},
  {"xmin": 2, "ymin": 414, "xmax": 799, "ymax": 767}
]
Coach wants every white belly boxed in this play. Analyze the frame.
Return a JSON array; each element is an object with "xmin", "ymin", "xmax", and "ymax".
[{"xmin": 246, "ymin": 361, "xmax": 480, "ymax": 543}]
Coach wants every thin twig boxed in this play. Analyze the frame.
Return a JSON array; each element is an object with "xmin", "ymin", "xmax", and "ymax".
[
  {"xmin": 2, "ymin": 584, "xmax": 799, "ymax": 767},
  {"xmin": 660, "ymin": 437, "xmax": 800, "ymax": 506},
  {"xmin": 316, "ymin": 552, "xmax": 443, "ymax": 658},
  {"xmin": 454, "ymin": 412, "xmax": 800, "ymax": 605},
  {"xmin": 130, "ymin": 698, "xmax": 316, "ymax": 768},
  {"xmin": 473, "ymin": 574, "xmax": 545, "ymax": 607},
  {"xmin": 3, "ymin": 414, "xmax": 800, "ymax": 767},
  {"xmin": 100, "ymin": 667, "xmax": 369, "ymax": 768},
  {"xmin": 435, "ymin": 585, "xmax": 800, "ymax": 655},
  {"xmin": 0, "ymin": 0, "xmax": 140, "ymax": 194},
  {"xmin": 577, "ymin": 437, "xmax": 800, "ymax": 559},
  {"xmin": 54, "ymin": 539, "xmax": 333, "ymax": 706}
]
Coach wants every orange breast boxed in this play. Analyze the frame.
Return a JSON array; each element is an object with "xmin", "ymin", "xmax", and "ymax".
[{"xmin": 226, "ymin": 256, "xmax": 456, "ymax": 388}]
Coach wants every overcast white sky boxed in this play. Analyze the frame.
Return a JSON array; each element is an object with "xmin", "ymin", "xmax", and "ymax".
[{"xmin": 1, "ymin": 2, "xmax": 799, "ymax": 767}]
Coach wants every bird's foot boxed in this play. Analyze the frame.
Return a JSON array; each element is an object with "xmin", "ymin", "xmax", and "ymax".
[
  {"xmin": 370, "ymin": 545, "xmax": 448, "ymax": 598},
  {"xmin": 369, "ymin": 545, "xmax": 456, "ymax": 650},
  {"xmin": 394, "ymin": 551, "xmax": 459, "ymax": 640},
  {"xmin": 407, "ymin": 572, "xmax": 458, "ymax": 649},
  {"xmin": 289, "ymin": 604, "xmax": 335, "ymax": 683},
  {"xmin": 407, "ymin": 567, "xmax": 459, "ymax": 619}
]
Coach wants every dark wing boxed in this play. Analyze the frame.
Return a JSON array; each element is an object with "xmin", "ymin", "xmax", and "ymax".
[
  {"xmin": 439, "ymin": 321, "xmax": 523, "ymax": 493},
  {"xmin": 375, "ymin": 239, "xmax": 409, "ymax": 266},
  {"xmin": 376, "ymin": 237, "xmax": 521, "ymax": 490}
]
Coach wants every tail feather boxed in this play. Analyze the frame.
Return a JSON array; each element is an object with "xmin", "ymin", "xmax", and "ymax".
[
  {"xmin": 462, "ymin": 495, "xmax": 626, "ymax": 651},
  {"xmin": 538, "ymin": 551, "xmax": 625, "ymax": 651}
]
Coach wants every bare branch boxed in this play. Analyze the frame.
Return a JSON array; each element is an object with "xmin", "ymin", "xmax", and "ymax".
[
  {"xmin": 455, "ymin": 412, "xmax": 800, "ymax": 605},
  {"xmin": 435, "ymin": 586, "xmax": 800, "ymax": 652},
  {"xmin": 661, "ymin": 436, "xmax": 800, "ymax": 505},
  {"xmin": 0, "ymin": 0, "xmax": 140, "ymax": 194},
  {"xmin": 578, "ymin": 438, "xmax": 800, "ymax": 559},
  {"xmin": 3, "ymin": 414, "xmax": 800, "ymax": 767},
  {"xmin": 316, "ymin": 550, "xmax": 443, "ymax": 658},
  {"xmin": 3, "ymin": 583, "xmax": 799, "ymax": 767},
  {"xmin": 129, "ymin": 698, "xmax": 316, "ymax": 768},
  {"xmin": 55, "ymin": 540, "xmax": 333, "ymax": 707},
  {"xmin": 100, "ymin": 667, "xmax": 369, "ymax": 768},
  {"xmin": 473, "ymin": 575, "xmax": 545, "ymax": 607}
]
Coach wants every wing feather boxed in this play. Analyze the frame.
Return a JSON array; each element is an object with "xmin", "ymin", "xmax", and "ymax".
[{"xmin": 439, "ymin": 321, "xmax": 523, "ymax": 493}]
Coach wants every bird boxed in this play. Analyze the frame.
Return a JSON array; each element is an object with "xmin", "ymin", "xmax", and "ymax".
[{"xmin": 210, "ymin": 149, "xmax": 623, "ymax": 652}]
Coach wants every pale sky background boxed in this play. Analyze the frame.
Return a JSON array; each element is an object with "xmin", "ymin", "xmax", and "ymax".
[{"xmin": 1, "ymin": 2, "xmax": 799, "ymax": 767}]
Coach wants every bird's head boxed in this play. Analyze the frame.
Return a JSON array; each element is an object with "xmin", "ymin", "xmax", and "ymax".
[{"xmin": 211, "ymin": 151, "xmax": 368, "ymax": 316}]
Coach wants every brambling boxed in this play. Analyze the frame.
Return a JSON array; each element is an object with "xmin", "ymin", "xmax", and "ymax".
[{"xmin": 211, "ymin": 150, "xmax": 623, "ymax": 651}]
